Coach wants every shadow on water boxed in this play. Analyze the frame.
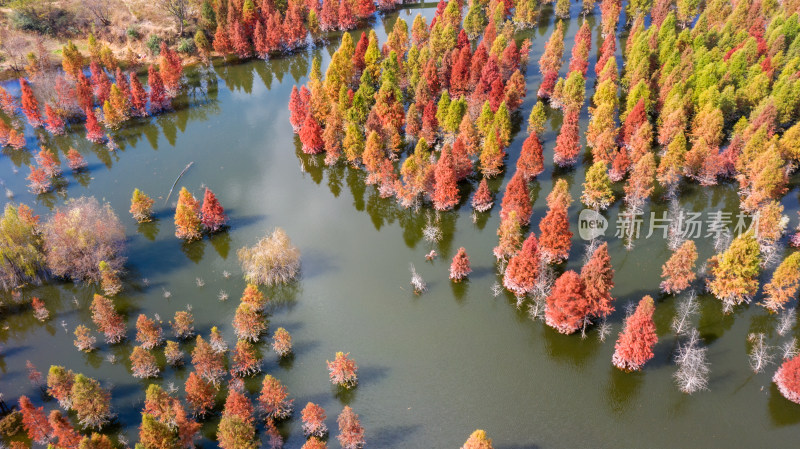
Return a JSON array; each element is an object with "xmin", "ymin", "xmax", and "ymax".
[{"xmin": 605, "ymin": 365, "xmax": 644, "ymax": 416}]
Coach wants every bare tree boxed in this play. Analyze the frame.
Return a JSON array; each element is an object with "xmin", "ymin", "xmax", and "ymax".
[
  {"xmin": 85, "ymin": 0, "xmax": 112, "ymax": 26},
  {"xmin": 158, "ymin": 0, "xmax": 190, "ymax": 35},
  {"xmin": 781, "ymin": 338, "xmax": 799, "ymax": 361},
  {"xmin": 748, "ymin": 333, "xmax": 774, "ymax": 374},
  {"xmin": 0, "ymin": 29, "xmax": 32, "ymax": 73},
  {"xmin": 674, "ymin": 328, "xmax": 710, "ymax": 394},
  {"xmin": 409, "ymin": 263, "xmax": 426, "ymax": 294},
  {"xmin": 671, "ymin": 290, "xmax": 699, "ymax": 336},
  {"xmin": 777, "ymin": 308, "xmax": 797, "ymax": 337}
]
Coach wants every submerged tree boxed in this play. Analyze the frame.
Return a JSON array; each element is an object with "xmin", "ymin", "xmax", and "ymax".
[
  {"xmin": 185, "ymin": 371, "xmax": 217, "ymax": 418},
  {"xmin": 327, "ymin": 352, "xmax": 358, "ymax": 389},
  {"xmin": 0, "ymin": 203, "xmax": 46, "ymax": 291},
  {"xmin": 43, "ymin": 197, "xmax": 125, "ymax": 286},
  {"xmin": 191, "ymin": 335, "xmax": 225, "ymax": 385},
  {"xmin": 462, "ymin": 429, "xmax": 494, "ymax": 449},
  {"xmin": 130, "ymin": 346, "xmax": 160, "ymax": 378},
  {"xmin": 258, "ymin": 374, "xmax": 293, "ymax": 420},
  {"xmin": 238, "ymin": 228, "xmax": 300, "ymax": 286},
  {"xmin": 302, "ymin": 402, "xmax": 328, "ymax": 438},
  {"xmin": 471, "ymin": 179, "xmax": 494, "ymax": 212},
  {"xmin": 18, "ymin": 396, "xmax": 51, "ymax": 444},
  {"xmin": 70, "ymin": 373, "xmax": 112, "ymax": 428},
  {"xmin": 449, "ymin": 247, "xmax": 471, "ymax": 282},
  {"xmin": 581, "ymin": 242, "xmax": 615, "ymax": 322},
  {"xmin": 774, "ymin": 354, "xmax": 800, "ymax": 404},
  {"xmin": 336, "ymin": 406, "xmax": 365, "ymax": 449},
  {"xmin": 660, "ymin": 240, "xmax": 698, "ymax": 295},
  {"xmin": 201, "ymin": 188, "xmax": 228, "ymax": 233},
  {"xmin": 503, "ymin": 233, "xmax": 540, "ymax": 296},
  {"xmin": 174, "ymin": 187, "xmax": 202, "ymax": 240},
  {"xmin": 612, "ymin": 296, "xmax": 658, "ymax": 372},
  {"xmin": 130, "ymin": 189, "xmax": 155, "ymax": 223},
  {"xmin": 90, "ymin": 294, "xmax": 126, "ymax": 344},
  {"xmin": 217, "ymin": 389, "xmax": 258, "ymax": 449},
  {"xmin": 545, "ymin": 270, "xmax": 588, "ymax": 334},
  {"xmin": 706, "ymin": 232, "xmax": 760, "ymax": 312},
  {"xmin": 272, "ymin": 327, "xmax": 293, "ymax": 357},
  {"xmin": 73, "ymin": 325, "xmax": 96, "ymax": 352},
  {"xmin": 762, "ymin": 253, "xmax": 800, "ymax": 313}
]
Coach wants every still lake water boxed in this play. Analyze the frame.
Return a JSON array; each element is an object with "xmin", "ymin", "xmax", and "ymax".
[{"xmin": 1, "ymin": 2, "xmax": 799, "ymax": 448}]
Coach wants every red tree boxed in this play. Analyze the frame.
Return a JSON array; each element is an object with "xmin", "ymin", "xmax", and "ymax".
[
  {"xmin": 503, "ymin": 232, "xmax": 540, "ymax": 295},
  {"xmin": 337, "ymin": 406, "xmax": 365, "ymax": 449},
  {"xmin": 84, "ymin": 107, "xmax": 104, "ymax": 143},
  {"xmin": 612, "ymin": 295, "xmax": 658, "ymax": 371},
  {"xmin": 774, "ymin": 354, "xmax": 800, "ymax": 404},
  {"xmin": 90, "ymin": 61, "xmax": 111, "ymax": 106},
  {"xmin": 49, "ymin": 410, "xmax": 82, "ymax": 449},
  {"xmin": 231, "ymin": 339, "xmax": 263, "ymax": 377},
  {"xmin": 545, "ymin": 270, "xmax": 588, "ymax": 334},
  {"xmin": 432, "ymin": 146, "xmax": 460, "ymax": 210},
  {"xmin": 553, "ymin": 109, "xmax": 580, "ymax": 167},
  {"xmin": 320, "ymin": 0, "xmax": 339, "ymax": 31},
  {"xmin": 18, "ymin": 396, "xmax": 52, "ymax": 444},
  {"xmin": 44, "ymin": 104, "xmax": 65, "ymax": 135},
  {"xmin": 500, "ymin": 171, "xmax": 531, "ymax": 226},
  {"xmin": 300, "ymin": 113, "xmax": 324, "ymax": 154},
  {"xmin": 159, "ymin": 42, "xmax": 183, "ymax": 96},
  {"xmin": 581, "ymin": 242, "xmax": 615, "ymax": 320},
  {"xmin": 129, "ymin": 72, "xmax": 148, "ymax": 116},
  {"xmin": 136, "ymin": 314, "xmax": 164, "ymax": 349},
  {"xmin": 302, "ymin": 402, "xmax": 328, "ymax": 438},
  {"xmin": 518, "ymin": 133, "xmax": 544, "ymax": 180},
  {"xmin": 147, "ymin": 65, "xmax": 170, "ymax": 113},
  {"xmin": 191, "ymin": 335, "xmax": 225, "ymax": 385},
  {"xmin": 538, "ymin": 203, "xmax": 572, "ymax": 264},
  {"xmin": 289, "ymin": 85, "xmax": 308, "ymax": 132},
  {"xmin": 339, "ymin": 0, "xmax": 356, "ymax": 30},
  {"xmin": 19, "ymin": 78, "xmax": 43, "ymax": 127},
  {"xmin": 327, "ymin": 352, "xmax": 358, "ymax": 388},
  {"xmin": 201, "ymin": 188, "xmax": 228, "ymax": 233},
  {"xmin": 472, "ymin": 178, "xmax": 494, "ymax": 212},
  {"xmin": 66, "ymin": 148, "xmax": 87, "ymax": 171},
  {"xmin": 90, "ymin": 294, "xmax": 126, "ymax": 343},
  {"xmin": 185, "ymin": 371, "xmax": 217, "ymax": 418},
  {"xmin": 258, "ymin": 374, "xmax": 293, "ymax": 419},
  {"xmin": 76, "ymin": 73, "xmax": 94, "ymax": 111},
  {"xmin": 449, "ymin": 247, "xmax": 471, "ymax": 282},
  {"xmin": 356, "ymin": 0, "xmax": 375, "ymax": 18}
]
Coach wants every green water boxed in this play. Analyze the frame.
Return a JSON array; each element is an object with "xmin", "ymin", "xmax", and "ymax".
[{"xmin": 1, "ymin": 3, "xmax": 799, "ymax": 448}]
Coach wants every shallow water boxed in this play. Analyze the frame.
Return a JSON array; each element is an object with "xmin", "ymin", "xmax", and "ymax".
[{"xmin": 1, "ymin": 2, "xmax": 799, "ymax": 448}]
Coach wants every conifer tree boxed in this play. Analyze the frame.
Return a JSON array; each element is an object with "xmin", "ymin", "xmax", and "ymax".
[
  {"xmin": 147, "ymin": 65, "xmax": 170, "ymax": 113},
  {"xmin": 660, "ymin": 240, "xmax": 697, "ymax": 295},
  {"xmin": 191, "ymin": 335, "xmax": 225, "ymax": 385},
  {"xmin": 432, "ymin": 146, "xmax": 460, "ymax": 211},
  {"xmin": 612, "ymin": 295, "xmax": 658, "ymax": 372},
  {"xmin": 44, "ymin": 104, "xmax": 65, "ymax": 135},
  {"xmin": 201, "ymin": 188, "xmax": 228, "ymax": 233},
  {"xmin": 90, "ymin": 294, "xmax": 126, "ymax": 344},
  {"xmin": 84, "ymin": 107, "xmax": 104, "ymax": 143},
  {"xmin": 18, "ymin": 396, "xmax": 52, "ymax": 444},
  {"xmin": 174, "ymin": 187, "xmax": 202, "ymax": 240},
  {"xmin": 327, "ymin": 352, "xmax": 358, "ymax": 388},
  {"xmin": 336, "ymin": 406, "xmax": 365, "ymax": 449},
  {"xmin": 538, "ymin": 22, "xmax": 564, "ymax": 98},
  {"xmin": 503, "ymin": 232, "xmax": 540, "ymax": 296},
  {"xmin": 129, "ymin": 72, "xmax": 148, "ymax": 116},
  {"xmin": 49, "ymin": 410, "xmax": 81, "ymax": 449},
  {"xmin": 553, "ymin": 109, "xmax": 580, "ymax": 167},
  {"xmin": 130, "ymin": 189, "xmax": 155, "ymax": 223},
  {"xmin": 706, "ymin": 232, "xmax": 760, "ymax": 312},
  {"xmin": 272, "ymin": 327, "xmax": 293, "ymax": 357},
  {"xmin": 300, "ymin": 113, "xmax": 324, "ymax": 154},
  {"xmin": 472, "ymin": 178, "xmax": 494, "ymax": 212},
  {"xmin": 462, "ymin": 429, "xmax": 494, "ymax": 449},
  {"xmin": 545, "ymin": 270, "xmax": 588, "ymax": 334},
  {"xmin": 582, "ymin": 162, "xmax": 614, "ymax": 210},
  {"xmin": 135, "ymin": 314, "xmax": 164, "ymax": 349},
  {"xmin": 538, "ymin": 202, "xmax": 572, "ymax": 264},
  {"xmin": 185, "ymin": 371, "xmax": 216, "ymax": 418},
  {"xmin": 70, "ymin": 374, "xmax": 112, "ymax": 428},
  {"xmin": 130, "ymin": 346, "xmax": 160, "ymax": 378},
  {"xmin": 449, "ymin": 247, "xmax": 471, "ymax": 282},
  {"xmin": 500, "ymin": 171, "xmax": 531, "ymax": 226},
  {"xmin": 302, "ymin": 402, "xmax": 328, "ymax": 438},
  {"xmin": 581, "ymin": 242, "xmax": 615, "ymax": 320},
  {"xmin": 517, "ymin": 132, "xmax": 544, "ymax": 180},
  {"xmin": 774, "ymin": 354, "xmax": 800, "ymax": 405},
  {"xmin": 231, "ymin": 339, "xmax": 263, "ymax": 377},
  {"xmin": 762, "ymin": 252, "xmax": 800, "ymax": 313},
  {"xmin": 258, "ymin": 375, "xmax": 293, "ymax": 419},
  {"xmin": 20, "ymin": 78, "xmax": 43, "ymax": 127}
]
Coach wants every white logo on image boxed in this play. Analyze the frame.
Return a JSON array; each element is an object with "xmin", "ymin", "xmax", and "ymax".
[{"xmin": 578, "ymin": 209, "xmax": 608, "ymax": 241}]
